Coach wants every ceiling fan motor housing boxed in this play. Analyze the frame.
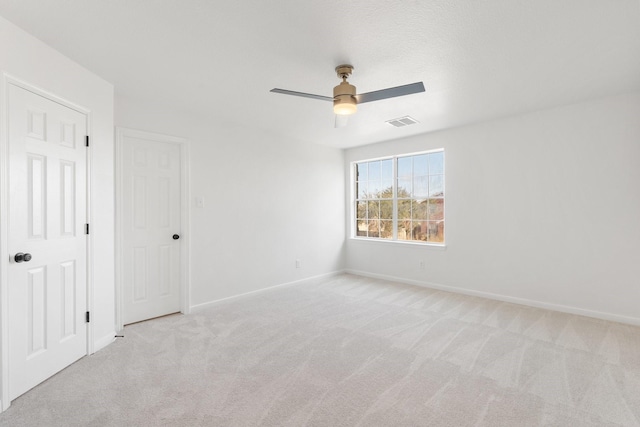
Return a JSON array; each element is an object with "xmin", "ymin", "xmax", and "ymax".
[{"xmin": 333, "ymin": 81, "xmax": 357, "ymax": 115}]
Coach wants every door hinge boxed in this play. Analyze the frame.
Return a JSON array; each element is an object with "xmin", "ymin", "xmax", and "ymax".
[
  {"xmin": 85, "ymin": 223, "xmax": 90, "ymax": 235},
  {"xmin": 86, "ymin": 311, "xmax": 90, "ymax": 323},
  {"xmin": 85, "ymin": 135, "xmax": 89, "ymax": 147}
]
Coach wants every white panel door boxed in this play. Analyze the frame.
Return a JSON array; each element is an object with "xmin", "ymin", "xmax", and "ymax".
[
  {"xmin": 121, "ymin": 134, "xmax": 181, "ymax": 325},
  {"xmin": 7, "ymin": 84, "xmax": 88, "ymax": 400}
]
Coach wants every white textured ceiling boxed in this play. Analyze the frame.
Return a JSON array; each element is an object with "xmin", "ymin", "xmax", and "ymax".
[{"xmin": 1, "ymin": 0, "xmax": 639, "ymax": 148}]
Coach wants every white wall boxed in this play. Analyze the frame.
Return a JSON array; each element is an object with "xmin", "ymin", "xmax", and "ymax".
[
  {"xmin": 115, "ymin": 96, "xmax": 345, "ymax": 308},
  {"xmin": 0, "ymin": 12, "xmax": 115, "ymax": 397},
  {"xmin": 345, "ymin": 92, "xmax": 640, "ymax": 324}
]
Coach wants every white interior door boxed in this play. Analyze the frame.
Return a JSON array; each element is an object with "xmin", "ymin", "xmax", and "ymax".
[
  {"xmin": 121, "ymin": 133, "xmax": 182, "ymax": 325},
  {"xmin": 7, "ymin": 84, "xmax": 88, "ymax": 400}
]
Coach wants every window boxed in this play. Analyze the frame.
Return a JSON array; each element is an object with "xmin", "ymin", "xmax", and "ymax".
[{"xmin": 354, "ymin": 150, "xmax": 444, "ymax": 244}]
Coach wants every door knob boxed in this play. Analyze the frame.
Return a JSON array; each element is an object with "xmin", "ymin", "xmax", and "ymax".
[
  {"xmin": 172, "ymin": 234, "xmax": 180, "ymax": 240},
  {"xmin": 14, "ymin": 253, "xmax": 32, "ymax": 263}
]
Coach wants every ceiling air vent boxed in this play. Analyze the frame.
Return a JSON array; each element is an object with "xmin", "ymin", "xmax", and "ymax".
[{"xmin": 386, "ymin": 116, "xmax": 419, "ymax": 128}]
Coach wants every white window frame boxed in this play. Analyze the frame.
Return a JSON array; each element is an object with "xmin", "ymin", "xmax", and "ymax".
[{"xmin": 350, "ymin": 149, "xmax": 445, "ymax": 246}]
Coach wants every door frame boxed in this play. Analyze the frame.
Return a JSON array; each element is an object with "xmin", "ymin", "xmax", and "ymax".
[
  {"xmin": 114, "ymin": 127, "xmax": 190, "ymax": 331},
  {"xmin": 0, "ymin": 73, "xmax": 93, "ymax": 411}
]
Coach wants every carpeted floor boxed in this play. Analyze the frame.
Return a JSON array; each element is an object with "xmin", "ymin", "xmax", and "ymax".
[{"xmin": 1, "ymin": 274, "xmax": 639, "ymax": 426}]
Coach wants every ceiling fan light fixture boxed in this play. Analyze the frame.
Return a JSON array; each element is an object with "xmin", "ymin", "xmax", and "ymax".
[
  {"xmin": 333, "ymin": 95, "xmax": 357, "ymax": 115},
  {"xmin": 333, "ymin": 80, "xmax": 357, "ymax": 115}
]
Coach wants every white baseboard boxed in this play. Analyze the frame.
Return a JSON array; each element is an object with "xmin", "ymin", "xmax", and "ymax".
[
  {"xmin": 93, "ymin": 332, "xmax": 116, "ymax": 353},
  {"xmin": 344, "ymin": 269, "xmax": 640, "ymax": 327},
  {"xmin": 190, "ymin": 270, "xmax": 345, "ymax": 313}
]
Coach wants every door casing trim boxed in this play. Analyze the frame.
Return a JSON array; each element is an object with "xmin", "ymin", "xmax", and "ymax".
[
  {"xmin": 114, "ymin": 127, "xmax": 191, "ymax": 332},
  {"xmin": 0, "ymin": 73, "xmax": 93, "ymax": 411}
]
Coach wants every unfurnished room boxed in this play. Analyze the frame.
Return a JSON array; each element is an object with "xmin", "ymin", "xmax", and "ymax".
[{"xmin": 0, "ymin": 1, "xmax": 639, "ymax": 426}]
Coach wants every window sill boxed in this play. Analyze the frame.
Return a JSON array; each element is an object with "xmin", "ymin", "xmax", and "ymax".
[{"xmin": 349, "ymin": 237, "xmax": 447, "ymax": 250}]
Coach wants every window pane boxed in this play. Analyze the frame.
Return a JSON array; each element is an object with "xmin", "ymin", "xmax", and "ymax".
[
  {"xmin": 397, "ymin": 220, "xmax": 412, "ymax": 240},
  {"xmin": 428, "ymin": 198, "xmax": 444, "ymax": 220},
  {"xmin": 397, "ymin": 178, "xmax": 411, "ymax": 197},
  {"xmin": 368, "ymin": 180, "xmax": 382, "ymax": 197},
  {"xmin": 367, "ymin": 200, "xmax": 380, "ymax": 219},
  {"xmin": 381, "ymin": 159, "xmax": 393, "ymax": 181},
  {"xmin": 428, "ymin": 152, "xmax": 444, "ymax": 174},
  {"xmin": 427, "ymin": 220, "xmax": 445, "ymax": 243},
  {"xmin": 356, "ymin": 163, "xmax": 368, "ymax": 181},
  {"xmin": 357, "ymin": 181, "xmax": 367, "ymax": 199},
  {"xmin": 356, "ymin": 201, "xmax": 367, "ymax": 219},
  {"xmin": 356, "ymin": 220, "xmax": 368, "ymax": 236},
  {"xmin": 398, "ymin": 199, "xmax": 411, "ymax": 219},
  {"xmin": 380, "ymin": 179, "xmax": 393, "ymax": 198},
  {"xmin": 398, "ymin": 156, "xmax": 412, "ymax": 178},
  {"xmin": 413, "ymin": 176, "xmax": 428, "ymax": 198},
  {"xmin": 379, "ymin": 200, "xmax": 393, "ymax": 219},
  {"xmin": 368, "ymin": 161, "xmax": 381, "ymax": 180},
  {"xmin": 412, "ymin": 199, "xmax": 427, "ymax": 220},
  {"xmin": 413, "ymin": 155, "xmax": 428, "ymax": 176},
  {"xmin": 368, "ymin": 219, "xmax": 380, "ymax": 238},
  {"xmin": 380, "ymin": 220, "xmax": 393, "ymax": 239},
  {"xmin": 411, "ymin": 221, "xmax": 428, "ymax": 241},
  {"xmin": 429, "ymin": 175, "xmax": 444, "ymax": 197}
]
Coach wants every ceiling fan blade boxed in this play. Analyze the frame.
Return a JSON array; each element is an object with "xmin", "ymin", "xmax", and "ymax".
[
  {"xmin": 355, "ymin": 82, "xmax": 425, "ymax": 104},
  {"xmin": 334, "ymin": 114, "xmax": 349, "ymax": 128},
  {"xmin": 270, "ymin": 88, "xmax": 333, "ymax": 102}
]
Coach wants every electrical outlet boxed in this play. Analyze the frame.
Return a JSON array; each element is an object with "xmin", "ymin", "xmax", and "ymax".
[
  {"xmin": 195, "ymin": 196, "xmax": 205, "ymax": 208},
  {"xmin": 295, "ymin": 259, "xmax": 301, "ymax": 268},
  {"xmin": 419, "ymin": 260, "xmax": 425, "ymax": 270}
]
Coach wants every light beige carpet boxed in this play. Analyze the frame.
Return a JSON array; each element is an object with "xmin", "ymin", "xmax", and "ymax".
[{"xmin": 1, "ymin": 274, "xmax": 639, "ymax": 426}]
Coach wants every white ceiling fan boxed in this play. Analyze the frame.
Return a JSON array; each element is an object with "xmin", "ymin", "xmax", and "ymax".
[{"xmin": 270, "ymin": 65, "xmax": 425, "ymax": 127}]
